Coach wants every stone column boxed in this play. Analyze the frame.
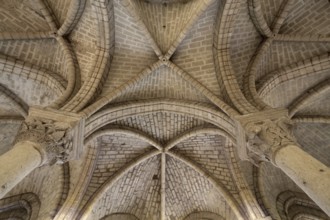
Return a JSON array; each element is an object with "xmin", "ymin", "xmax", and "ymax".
[
  {"xmin": 0, "ymin": 141, "xmax": 42, "ymax": 198},
  {"xmin": 275, "ymin": 145, "xmax": 330, "ymax": 216},
  {"xmin": 0, "ymin": 107, "xmax": 84, "ymax": 199},
  {"xmin": 237, "ymin": 109, "xmax": 330, "ymax": 216}
]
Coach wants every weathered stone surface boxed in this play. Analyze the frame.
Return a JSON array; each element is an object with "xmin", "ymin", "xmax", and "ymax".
[
  {"xmin": 0, "ymin": 0, "xmax": 329, "ymax": 219},
  {"xmin": 237, "ymin": 109, "xmax": 295, "ymax": 164},
  {"xmin": 244, "ymin": 117, "xmax": 295, "ymax": 164},
  {"xmin": 16, "ymin": 107, "xmax": 84, "ymax": 165}
]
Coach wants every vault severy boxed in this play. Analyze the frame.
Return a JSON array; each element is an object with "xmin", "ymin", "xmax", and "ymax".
[{"xmin": 0, "ymin": 0, "xmax": 329, "ymax": 219}]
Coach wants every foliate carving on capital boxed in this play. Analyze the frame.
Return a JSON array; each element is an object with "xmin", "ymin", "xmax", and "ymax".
[
  {"xmin": 244, "ymin": 117, "xmax": 296, "ymax": 165},
  {"xmin": 17, "ymin": 117, "xmax": 74, "ymax": 165}
]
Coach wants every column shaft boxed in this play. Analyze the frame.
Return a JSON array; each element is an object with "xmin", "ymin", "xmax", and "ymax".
[
  {"xmin": 0, "ymin": 141, "xmax": 42, "ymax": 199},
  {"xmin": 275, "ymin": 145, "xmax": 330, "ymax": 216}
]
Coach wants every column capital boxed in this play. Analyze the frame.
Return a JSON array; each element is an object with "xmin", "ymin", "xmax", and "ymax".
[
  {"xmin": 236, "ymin": 109, "xmax": 296, "ymax": 165},
  {"xmin": 16, "ymin": 107, "xmax": 85, "ymax": 165}
]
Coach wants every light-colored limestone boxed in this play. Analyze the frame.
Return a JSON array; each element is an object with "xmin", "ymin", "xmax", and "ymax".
[
  {"xmin": 0, "ymin": 0, "xmax": 329, "ymax": 219},
  {"xmin": 0, "ymin": 141, "xmax": 42, "ymax": 199},
  {"xmin": 274, "ymin": 145, "xmax": 330, "ymax": 216}
]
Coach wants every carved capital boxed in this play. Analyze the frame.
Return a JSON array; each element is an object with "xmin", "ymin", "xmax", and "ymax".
[
  {"xmin": 237, "ymin": 109, "xmax": 296, "ymax": 165},
  {"xmin": 17, "ymin": 118, "xmax": 73, "ymax": 165},
  {"xmin": 245, "ymin": 117, "xmax": 296, "ymax": 164},
  {"xmin": 16, "ymin": 107, "xmax": 84, "ymax": 165}
]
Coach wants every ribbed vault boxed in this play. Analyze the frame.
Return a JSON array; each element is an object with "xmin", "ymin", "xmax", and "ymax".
[
  {"xmin": 76, "ymin": 109, "xmax": 246, "ymax": 220},
  {"xmin": 0, "ymin": 0, "xmax": 329, "ymax": 219}
]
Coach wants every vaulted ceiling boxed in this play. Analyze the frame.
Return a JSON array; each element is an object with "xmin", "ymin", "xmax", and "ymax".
[{"xmin": 0, "ymin": 0, "xmax": 329, "ymax": 220}]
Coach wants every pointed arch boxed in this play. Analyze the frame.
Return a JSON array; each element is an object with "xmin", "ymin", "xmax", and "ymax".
[{"xmin": 167, "ymin": 151, "xmax": 246, "ymax": 220}]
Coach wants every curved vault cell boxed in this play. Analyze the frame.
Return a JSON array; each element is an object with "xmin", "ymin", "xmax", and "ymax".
[
  {"xmin": 80, "ymin": 133, "xmax": 154, "ymax": 208},
  {"xmin": 87, "ymin": 155, "xmax": 161, "ymax": 220},
  {"xmin": 111, "ymin": 112, "xmax": 209, "ymax": 144},
  {"xmin": 294, "ymin": 123, "xmax": 330, "ymax": 167},
  {"xmin": 165, "ymin": 155, "xmax": 236, "ymax": 220},
  {"xmin": 171, "ymin": 133, "xmax": 237, "ymax": 194},
  {"xmin": 0, "ymin": 73, "xmax": 58, "ymax": 107}
]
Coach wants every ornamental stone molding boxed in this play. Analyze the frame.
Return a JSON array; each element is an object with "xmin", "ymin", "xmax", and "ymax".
[
  {"xmin": 236, "ymin": 109, "xmax": 296, "ymax": 165},
  {"xmin": 16, "ymin": 107, "xmax": 85, "ymax": 165}
]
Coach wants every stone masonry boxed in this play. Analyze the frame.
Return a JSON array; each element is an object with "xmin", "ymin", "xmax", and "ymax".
[{"xmin": 0, "ymin": 0, "xmax": 329, "ymax": 220}]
